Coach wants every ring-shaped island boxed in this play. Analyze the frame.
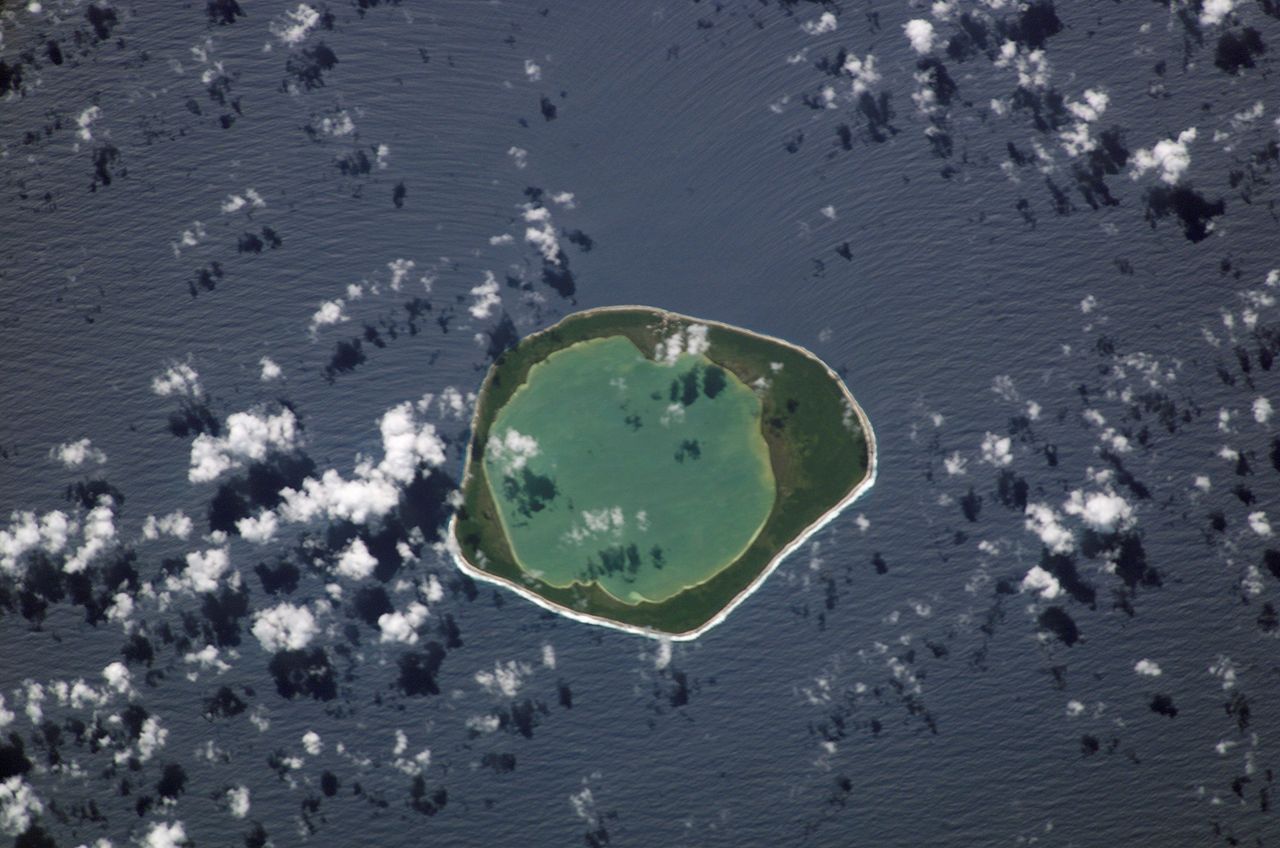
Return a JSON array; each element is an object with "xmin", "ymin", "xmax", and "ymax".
[{"xmin": 449, "ymin": 306, "xmax": 876, "ymax": 639}]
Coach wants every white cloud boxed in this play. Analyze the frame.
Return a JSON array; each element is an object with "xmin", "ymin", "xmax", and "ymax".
[
  {"xmin": 523, "ymin": 205, "xmax": 562, "ymax": 265},
  {"xmin": 102, "ymin": 661, "xmax": 132, "ymax": 695},
  {"xmin": 259, "ymin": 357, "xmax": 282, "ymax": 381},
  {"xmin": 64, "ymin": 498, "xmax": 116, "ymax": 573},
  {"xmin": 274, "ymin": 402, "xmax": 445, "ymax": 526},
  {"xmin": 550, "ymin": 191, "xmax": 575, "ymax": 208},
  {"xmin": 51, "ymin": 438, "xmax": 107, "ymax": 468},
  {"xmin": 226, "ymin": 786, "xmax": 250, "ymax": 819},
  {"xmin": 1063, "ymin": 489, "xmax": 1134, "ymax": 533},
  {"xmin": 309, "ymin": 298, "xmax": 348, "ymax": 335},
  {"xmin": 1199, "ymin": 0, "xmax": 1236, "ymax": 26},
  {"xmin": 168, "ymin": 547, "xmax": 233, "ymax": 594},
  {"xmin": 524, "ymin": 59, "xmax": 542, "ymax": 81},
  {"xmin": 475, "ymin": 660, "xmax": 533, "ymax": 698},
  {"xmin": 903, "ymin": 19, "xmax": 936, "ymax": 54},
  {"xmin": 469, "ymin": 271, "xmax": 502, "ymax": 319},
  {"xmin": 252, "ymin": 603, "xmax": 318, "ymax": 652},
  {"xmin": 141, "ymin": 821, "xmax": 187, "ymax": 848},
  {"xmin": 487, "ymin": 429, "xmax": 540, "ymax": 475},
  {"xmin": 188, "ymin": 408, "xmax": 300, "ymax": 484},
  {"xmin": 1021, "ymin": 565, "xmax": 1061, "ymax": 599},
  {"xmin": 0, "ymin": 510, "xmax": 72, "ymax": 575},
  {"xmin": 1060, "ymin": 89, "xmax": 1109, "ymax": 157},
  {"xmin": 376, "ymin": 145, "xmax": 390, "ymax": 169},
  {"xmin": 541, "ymin": 643, "xmax": 556, "ymax": 669},
  {"xmin": 135, "ymin": 717, "xmax": 167, "ymax": 762},
  {"xmin": 151, "ymin": 362, "xmax": 202, "ymax": 398},
  {"xmin": 1131, "ymin": 128, "xmax": 1197, "ymax": 185},
  {"xmin": 142, "ymin": 511, "xmax": 192, "ymax": 541},
  {"xmin": 0, "ymin": 778, "xmax": 43, "ymax": 837},
  {"xmin": 388, "ymin": 258, "xmax": 415, "ymax": 291},
  {"xmin": 842, "ymin": 53, "xmax": 879, "ymax": 96},
  {"xmin": 1025, "ymin": 503, "xmax": 1074, "ymax": 554},
  {"xmin": 980, "ymin": 432, "xmax": 1013, "ymax": 466},
  {"xmin": 236, "ymin": 510, "xmax": 279, "ymax": 544},
  {"xmin": 270, "ymin": 4, "xmax": 320, "ymax": 45},
  {"xmin": 1134, "ymin": 659, "xmax": 1163, "ymax": 677},
  {"xmin": 801, "ymin": 11, "xmax": 837, "ymax": 35},
  {"xmin": 76, "ymin": 105, "xmax": 102, "ymax": 142},
  {"xmin": 336, "ymin": 537, "xmax": 378, "ymax": 580},
  {"xmin": 1249, "ymin": 511, "xmax": 1272, "ymax": 537},
  {"xmin": 301, "ymin": 731, "xmax": 322, "ymax": 756},
  {"xmin": 378, "ymin": 602, "xmax": 429, "ymax": 644},
  {"xmin": 1254, "ymin": 397, "xmax": 1272, "ymax": 423},
  {"xmin": 508, "ymin": 146, "xmax": 528, "ymax": 169},
  {"xmin": 654, "ymin": 324, "xmax": 711, "ymax": 365}
]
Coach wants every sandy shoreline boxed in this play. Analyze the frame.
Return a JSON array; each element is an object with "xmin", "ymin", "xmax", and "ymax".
[{"xmin": 446, "ymin": 305, "xmax": 879, "ymax": 641}]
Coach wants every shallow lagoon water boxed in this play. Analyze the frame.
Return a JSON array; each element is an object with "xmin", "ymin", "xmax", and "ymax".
[{"xmin": 484, "ymin": 335, "xmax": 775, "ymax": 604}]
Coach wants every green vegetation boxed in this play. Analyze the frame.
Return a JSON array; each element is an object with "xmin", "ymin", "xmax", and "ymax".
[{"xmin": 451, "ymin": 307, "xmax": 873, "ymax": 636}]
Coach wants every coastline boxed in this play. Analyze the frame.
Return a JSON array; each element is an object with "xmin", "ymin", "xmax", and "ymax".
[{"xmin": 446, "ymin": 304, "xmax": 879, "ymax": 641}]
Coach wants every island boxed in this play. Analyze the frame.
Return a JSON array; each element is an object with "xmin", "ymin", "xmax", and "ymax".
[{"xmin": 448, "ymin": 306, "xmax": 876, "ymax": 639}]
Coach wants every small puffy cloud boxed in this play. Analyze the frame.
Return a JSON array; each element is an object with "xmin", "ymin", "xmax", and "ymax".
[
  {"xmin": 142, "ymin": 821, "xmax": 188, "ymax": 848},
  {"xmin": 1021, "ymin": 565, "xmax": 1061, "ymax": 599},
  {"xmin": 468, "ymin": 271, "xmax": 502, "ymax": 319},
  {"xmin": 378, "ymin": 602, "xmax": 429, "ymax": 644},
  {"xmin": 252, "ymin": 603, "xmax": 318, "ymax": 652},
  {"xmin": 0, "ymin": 510, "xmax": 72, "ymax": 575},
  {"xmin": 541, "ymin": 643, "xmax": 556, "ymax": 669},
  {"xmin": 654, "ymin": 324, "xmax": 711, "ymax": 365},
  {"xmin": 301, "ymin": 731, "xmax": 322, "ymax": 756},
  {"xmin": 487, "ymin": 429, "xmax": 540, "ymax": 475},
  {"xmin": 151, "ymin": 361, "xmax": 202, "ymax": 398},
  {"xmin": 1131, "ymin": 128, "xmax": 1196, "ymax": 185},
  {"xmin": 188, "ymin": 408, "xmax": 299, "ymax": 484},
  {"xmin": 259, "ymin": 357, "xmax": 282, "ymax": 381},
  {"xmin": 0, "ymin": 777, "xmax": 43, "ymax": 836},
  {"xmin": 475, "ymin": 660, "xmax": 533, "ymax": 698},
  {"xmin": 1199, "ymin": 0, "xmax": 1236, "ymax": 26},
  {"xmin": 168, "ymin": 547, "xmax": 233, "ymax": 594},
  {"xmin": 64, "ymin": 498, "xmax": 116, "ymax": 573},
  {"xmin": 1063, "ymin": 489, "xmax": 1134, "ymax": 533},
  {"xmin": 508, "ymin": 146, "xmax": 528, "ymax": 169},
  {"xmin": 1248, "ymin": 511, "xmax": 1272, "ymax": 537},
  {"xmin": 51, "ymin": 438, "xmax": 107, "ymax": 468},
  {"xmin": 943, "ymin": 451, "xmax": 967, "ymax": 475},
  {"xmin": 226, "ymin": 786, "xmax": 250, "ymax": 819},
  {"xmin": 336, "ymin": 537, "xmax": 378, "ymax": 580},
  {"xmin": 309, "ymin": 298, "xmax": 349, "ymax": 336},
  {"xmin": 903, "ymin": 19, "xmax": 935, "ymax": 54},
  {"xmin": 142, "ymin": 511, "xmax": 193, "ymax": 541},
  {"xmin": 1025, "ymin": 503, "xmax": 1074, "ymax": 554},
  {"xmin": 1254, "ymin": 397, "xmax": 1272, "ymax": 423},
  {"xmin": 523, "ymin": 205, "xmax": 562, "ymax": 265},
  {"xmin": 1134, "ymin": 659, "xmax": 1163, "ymax": 677},
  {"xmin": 270, "ymin": 4, "xmax": 320, "ymax": 45},
  {"xmin": 388, "ymin": 258, "xmax": 415, "ymax": 291},
  {"xmin": 801, "ymin": 11, "xmax": 837, "ymax": 35},
  {"xmin": 842, "ymin": 53, "xmax": 879, "ymax": 96},
  {"xmin": 102, "ymin": 661, "xmax": 132, "ymax": 695},
  {"xmin": 236, "ymin": 510, "xmax": 278, "ymax": 544},
  {"xmin": 980, "ymin": 432, "xmax": 1013, "ymax": 466},
  {"xmin": 524, "ymin": 59, "xmax": 541, "ymax": 81}
]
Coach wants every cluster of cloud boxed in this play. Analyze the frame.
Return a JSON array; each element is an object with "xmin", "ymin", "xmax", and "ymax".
[
  {"xmin": 468, "ymin": 271, "xmax": 502, "ymax": 320},
  {"xmin": 903, "ymin": 19, "xmax": 936, "ymax": 55},
  {"xmin": 1131, "ymin": 128, "xmax": 1197, "ymax": 184},
  {"xmin": 979, "ymin": 432, "xmax": 1013, "ymax": 467},
  {"xmin": 801, "ymin": 11, "xmax": 837, "ymax": 35},
  {"xmin": 251, "ymin": 602, "xmax": 318, "ymax": 652},
  {"xmin": 562, "ymin": 506, "xmax": 626, "ymax": 544},
  {"xmin": 188, "ymin": 408, "xmax": 300, "ymax": 484},
  {"xmin": 523, "ymin": 205, "xmax": 562, "ymax": 265},
  {"xmin": 165, "ymin": 547, "xmax": 236, "ymax": 594},
  {"xmin": 151, "ymin": 361, "xmax": 203, "ymax": 398},
  {"xmin": 474, "ymin": 659, "xmax": 533, "ymax": 698},
  {"xmin": 995, "ymin": 41, "xmax": 1050, "ymax": 90},
  {"xmin": 308, "ymin": 298, "xmax": 349, "ymax": 336},
  {"xmin": 486, "ymin": 428, "xmax": 540, "ymax": 475},
  {"xmin": 1059, "ymin": 89, "xmax": 1109, "ymax": 158},
  {"xmin": 378, "ymin": 601, "xmax": 429, "ymax": 644},
  {"xmin": 274, "ymin": 401, "xmax": 447, "ymax": 526},
  {"xmin": 1024, "ymin": 487, "xmax": 1136, "ymax": 562},
  {"xmin": 842, "ymin": 53, "xmax": 880, "ymax": 97},
  {"xmin": 270, "ymin": 3, "xmax": 320, "ymax": 46},
  {"xmin": 142, "ymin": 511, "xmax": 193, "ymax": 541},
  {"xmin": 654, "ymin": 323, "xmax": 710, "ymax": 365},
  {"xmin": 220, "ymin": 188, "xmax": 265, "ymax": 214},
  {"xmin": 50, "ymin": 437, "xmax": 107, "ymax": 468}
]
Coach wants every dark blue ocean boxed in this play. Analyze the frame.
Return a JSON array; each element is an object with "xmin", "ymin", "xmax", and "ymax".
[{"xmin": 2, "ymin": 1, "xmax": 1280, "ymax": 844}]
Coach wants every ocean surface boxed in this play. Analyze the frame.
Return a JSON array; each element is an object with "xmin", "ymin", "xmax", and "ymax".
[{"xmin": 1, "ymin": 1, "xmax": 1279, "ymax": 845}]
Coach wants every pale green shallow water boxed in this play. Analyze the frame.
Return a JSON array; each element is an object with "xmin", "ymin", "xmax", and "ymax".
[{"xmin": 482, "ymin": 335, "xmax": 776, "ymax": 604}]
